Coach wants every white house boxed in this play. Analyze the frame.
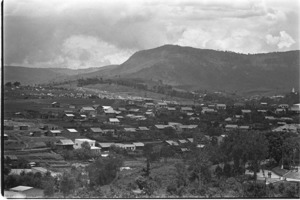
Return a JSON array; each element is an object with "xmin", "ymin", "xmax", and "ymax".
[
  {"xmin": 290, "ymin": 103, "xmax": 300, "ymax": 113},
  {"xmin": 216, "ymin": 104, "xmax": 226, "ymax": 110},
  {"xmin": 109, "ymin": 118, "xmax": 120, "ymax": 125},
  {"xmin": 80, "ymin": 107, "xmax": 97, "ymax": 117},
  {"xmin": 74, "ymin": 138, "xmax": 96, "ymax": 149}
]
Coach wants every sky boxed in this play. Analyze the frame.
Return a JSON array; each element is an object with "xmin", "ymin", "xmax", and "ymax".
[{"xmin": 4, "ymin": 0, "xmax": 300, "ymax": 69}]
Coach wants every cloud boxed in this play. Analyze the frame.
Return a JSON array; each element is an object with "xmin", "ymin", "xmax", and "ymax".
[
  {"xmin": 3, "ymin": 0, "xmax": 299, "ymax": 69},
  {"xmin": 266, "ymin": 31, "xmax": 296, "ymax": 49}
]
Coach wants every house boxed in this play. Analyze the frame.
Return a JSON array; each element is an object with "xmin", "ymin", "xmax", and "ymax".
[
  {"xmin": 235, "ymin": 115, "xmax": 244, "ymax": 119},
  {"xmin": 67, "ymin": 128, "xmax": 79, "ymax": 134},
  {"xmin": 167, "ymin": 107, "xmax": 176, "ymax": 112},
  {"xmin": 99, "ymin": 142, "xmax": 115, "ymax": 152},
  {"xmin": 280, "ymin": 117, "xmax": 293, "ymax": 121},
  {"xmin": 201, "ymin": 108, "xmax": 216, "ymax": 114},
  {"xmin": 257, "ymin": 110, "xmax": 267, "ymax": 113},
  {"xmin": 225, "ymin": 124, "xmax": 238, "ymax": 131},
  {"xmin": 9, "ymin": 186, "xmax": 44, "ymax": 198},
  {"xmin": 225, "ymin": 117, "xmax": 232, "ymax": 122},
  {"xmin": 278, "ymin": 104, "xmax": 289, "ymax": 109},
  {"xmin": 239, "ymin": 125, "xmax": 251, "ymax": 131},
  {"xmin": 181, "ymin": 107, "xmax": 193, "ymax": 113},
  {"xmin": 272, "ymin": 124, "xmax": 300, "ymax": 133},
  {"xmin": 277, "ymin": 122, "xmax": 287, "ymax": 126},
  {"xmin": 128, "ymin": 108, "xmax": 140, "ymax": 113},
  {"xmin": 91, "ymin": 146, "xmax": 101, "ymax": 154},
  {"xmin": 275, "ymin": 108, "xmax": 285, "ymax": 114},
  {"xmin": 145, "ymin": 111, "xmax": 155, "ymax": 117},
  {"xmin": 144, "ymin": 102, "xmax": 155, "ymax": 109},
  {"xmin": 102, "ymin": 129, "xmax": 115, "ymax": 135},
  {"xmin": 90, "ymin": 127, "xmax": 103, "ymax": 134},
  {"xmin": 115, "ymin": 143, "xmax": 136, "ymax": 151},
  {"xmin": 45, "ymin": 130, "xmax": 62, "ymax": 136},
  {"xmin": 137, "ymin": 127, "xmax": 150, "ymax": 131},
  {"xmin": 104, "ymin": 109, "xmax": 116, "ymax": 117},
  {"xmin": 178, "ymin": 139, "xmax": 188, "ymax": 144},
  {"xmin": 31, "ymin": 167, "xmax": 50, "ymax": 175},
  {"xmin": 155, "ymin": 124, "xmax": 174, "ymax": 130},
  {"xmin": 260, "ymin": 102, "xmax": 268, "ymax": 106},
  {"xmin": 216, "ymin": 104, "xmax": 226, "ymax": 110},
  {"xmin": 124, "ymin": 128, "xmax": 137, "ymax": 132},
  {"xmin": 179, "ymin": 125, "xmax": 198, "ymax": 130},
  {"xmin": 74, "ymin": 138, "xmax": 96, "ymax": 149},
  {"xmin": 187, "ymin": 138, "xmax": 194, "ymax": 143},
  {"xmin": 132, "ymin": 142, "xmax": 145, "ymax": 150},
  {"xmin": 116, "ymin": 115, "xmax": 124, "ymax": 119},
  {"xmin": 19, "ymin": 125, "xmax": 29, "ymax": 130},
  {"xmin": 56, "ymin": 139, "xmax": 74, "ymax": 150},
  {"xmin": 9, "ymin": 169, "xmax": 32, "ymax": 175},
  {"xmin": 157, "ymin": 102, "xmax": 168, "ymax": 109},
  {"xmin": 241, "ymin": 109, "xmax": 251, "ymax": 114},
  {"xmin": 80, "ymin": 106, "xmax": 97, "ymax": 117},
  {"xmin": 51, "ymin": 102, "xmax": 60, "ymax": 108},
  {"xmin": 290, "ymin": 103, "xmax": 300, "ymax": 113},
  {"xmin": 63, "ymin": 113, "xmax": 75, "ymax": 121},
  {"xmin": 180, "ymin": 148, "xmax": 190, "ymax": 153},
  {"xmin": 165, "ymin": 140, "xmax": 179, "ymax": 146},
  {"xmin": 265, "ymin": 116, "xmax": 276, "ymax": 120},
  {"xmin": 109, "ymin": 118, "xmax": 120, "ymax": 125}
]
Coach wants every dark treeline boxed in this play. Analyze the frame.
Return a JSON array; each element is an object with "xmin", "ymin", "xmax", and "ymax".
[{"xmin": 77, "ymin": 77, "xmax": 196, "ymax": 99}]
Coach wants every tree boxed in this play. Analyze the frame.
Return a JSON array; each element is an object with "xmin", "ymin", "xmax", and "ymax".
[
  {"xmin": 86, "ymin": 156, "xmax": 123, "ymax": 187},
  {"xmin": 13, "ymin": 81, "xmax": 21, "ymax": 87},
  {"xmin": 282, "ymin": 137, "xmax": 300, "ymax": 170},
  {"xmin": 215, "ymin": 165, "xmax": 223, "ymax": 179},
  {"xmin": 188, "ymin": 148, "xmax": 212, "ymax": 189},
  {"xmin": 223, "ymin": 163, "xmax": 232, "ymax": 177},
  {"xmin": 60, "ymin": 172, "xmax": 76, "ymax": 197},
  {"xmin": 221, "ymin": 130, "xmax": 268, "ymax": 178},
  {"xmin": 5, "ymin": 82, "xmax": 12, "ymax": 87},
  {"xmin": 43, "ymin": 179, "xmax": 55, "ymax": 197},
  {"xmin": 243, "ymin": 182, "xmax": 266, "ymax": 197},
  {"xmin": 161, "ymin": 145, "xmax": 175, "ymax": 162},
  {"xmin": 3, "ymin": 164, "xmax": 11, "ymax": 175}
]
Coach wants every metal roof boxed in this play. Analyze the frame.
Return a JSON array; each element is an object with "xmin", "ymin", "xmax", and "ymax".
[
  {"xmin": 90, "ymin": 127, "xmax": 103, "ymax": 132},
  {"xmin": 67, "ymin": 128, "xmax": 78, "ymax": 133},
  {"xmin": 10, "ymin": 186, "xmax": 33, "ymax": 192},
  {"xmin": 109, "ymin": 118, "xmax": 120, "ymax": 122},
  {"xmin": 133, "ymin": 142, "xmax": 145, "ymax": 147},
  {"xmin": 58, "ymin": 139, "xmax": 74, "ymax": 145}
]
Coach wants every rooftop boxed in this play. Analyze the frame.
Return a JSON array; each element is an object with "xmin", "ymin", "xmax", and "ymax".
[
  {"xmin": 10, "ymin": 186, "xmax": 33, "ymax": 192},
  {"xmin": 90, "ymin": 127, "xmax": 103, "ymax": 132},
  {"xmin": 109, "ymin": 118, "xmax": 120, "ymax": 123},
  {"xmin": 67, "ymin": 128, "xmax": 78, "ymax": 133}
]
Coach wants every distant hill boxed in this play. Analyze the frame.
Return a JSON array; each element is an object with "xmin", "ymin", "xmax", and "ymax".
[
  {"xmin": 98, "ymin": 45, "xmax": 299, "ymax": 93},
  {"xmin": 3, "ymin": 66, "xmax": 65, "ymax": 85},
  {"xmin": 3, "ymin": 65, "xmax": 117, "ymax": 85}
]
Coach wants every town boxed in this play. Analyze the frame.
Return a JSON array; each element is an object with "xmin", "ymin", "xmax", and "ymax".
[{"xmin": 3, "ymin": 81, "xmax": 300, "ymax": 198}]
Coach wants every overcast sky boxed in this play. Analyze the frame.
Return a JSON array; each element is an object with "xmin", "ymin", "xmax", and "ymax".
[{"xmin": 4, "ymin": 0, "xmax": 299, "ymax": 69}]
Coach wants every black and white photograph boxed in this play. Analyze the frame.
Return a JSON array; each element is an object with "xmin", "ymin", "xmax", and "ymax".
[{"xmin": 2, "ymin": 0, "xmax": 300, "ymax": 198}]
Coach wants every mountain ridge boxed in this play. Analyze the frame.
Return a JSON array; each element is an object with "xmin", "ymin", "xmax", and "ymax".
[{"xmin": 4, "ymin": 45, "xmax": 300, "ymax": 94}]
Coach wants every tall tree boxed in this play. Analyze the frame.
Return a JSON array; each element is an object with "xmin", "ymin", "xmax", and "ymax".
[
  {"xmin": 188, "ymin": 148, "xmax": 212, "ymax": 189},
  {"xmin": 60, "ymin": 172, "xmax": 76, "ymax": 197}
]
